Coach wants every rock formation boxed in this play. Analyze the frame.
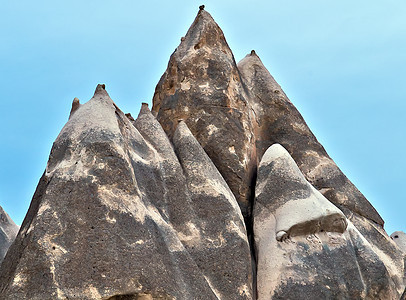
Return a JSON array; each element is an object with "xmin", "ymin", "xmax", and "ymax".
[
  {"xmin": 0, "ymin": 6, "xmax": 404, "ymax": 300},
  {"xmin": 238, "ymin": 51, "xmax": 383, "ymax": 226},
  {"xmin": 152, "ymin": 8, "xmax": 256, "ymax": 220},
  {"xmin": 255, "ymin": 144, "xmax": 347, "ymax": 242},
  {"xmin": 254, "ymin": 144, "xmax": 402, "ymax": 299},
  {"xmin": 0, "ymin": 205, "xmax": 19, "ymax": 263},
  {"xmin": 391, "ymin": 231, "xmax": 406, "ymax": 253},
  {"xmin": 0, "ymin": 85, "xmax": 252, "ymax": 299}
]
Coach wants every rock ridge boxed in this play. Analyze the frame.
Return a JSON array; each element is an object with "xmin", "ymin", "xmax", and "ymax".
[{"xmin": 0, "ymin": 6, "xmax": 404, "ymax": 300}]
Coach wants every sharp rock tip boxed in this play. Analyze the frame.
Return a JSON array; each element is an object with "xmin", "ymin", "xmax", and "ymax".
[
  {"xmin": 69, "ymin": 97, "xmax": 81, "ymax": 119},
  {"xmin": 95, "ymin": 84, "xmax": 107, "ymax": 94},
  {"xmin": 125, "ymin": 113, "xmax": 135, "ymax": 122},
  {"xmin": 199, "ymin": 5, "xmax": 205, "ymax": 10}
]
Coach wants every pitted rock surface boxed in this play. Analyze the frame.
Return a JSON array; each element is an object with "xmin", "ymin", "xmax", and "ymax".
[
  {"xmin": 0, "ymin": 6, "xmax": 404, "ymax": 300},
  {"xmin": 254, "ymin": 144, "xmax": 404, "ymax": 299},
  {"xmin": 0, "ymin": 85, "xmax": 252, "ymax": 299},
  {"xmin": 255, "ymin": 143, "xmax": 347, "ymax": 241},
  {"xmin": 152, "ymin": 9, "xmax": 256, "ymax": 219},
  {"xmin": 238, "ymin": 51, "xmax": 383, "ymax": 226}
]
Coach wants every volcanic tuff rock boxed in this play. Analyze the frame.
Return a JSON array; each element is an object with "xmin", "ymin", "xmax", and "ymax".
[
  {"xmin": 255, "ymin": 144, "xmax": 347, "ymax": 242},
  {"xmin": 0, "ymin": 205, "xmax": 19, "ymax": 263},
  {"xmin": 254, "ymin": 144, "xmax": 403, "ymax": 299},
  {"xmin": 0, "ymin": 85, "xmax": 252, "ymax": 299},
  {"xmin": 152, "ymin": 8, "xmax": 256, "ymax": 220},
  {"xmin": 0, "ymin": 6, "xmax": 405, "ymax": 300},
  {"xmin": 238, "ymin": 51, "xmax": 383, "ymax": 226},
  {"xmin": 391, "ymin": 231, "xmax": 406, "ymax": 253}
]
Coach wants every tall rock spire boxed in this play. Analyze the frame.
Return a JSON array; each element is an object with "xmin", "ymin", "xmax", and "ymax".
[
  {"xmin": 152, "ymin": 8, "xmax": 256, "ymax": 219},
  {"xmin": 0, "ymin": 85, "xmax": 253, "ymax": 299},
  {"xmin": 238, "ymin": 51, "xmax": 384, "ymax": 226}
]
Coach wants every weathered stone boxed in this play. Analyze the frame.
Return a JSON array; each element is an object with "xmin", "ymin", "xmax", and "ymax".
[
  {"xmin": 69, "ymin": 97, "xmax": 80, "ymax": 119},
  {"xmin": 401, "ymin": 288, "xmax": 406, "ymax": 300},
  {"xmin": 391, "ymin": 231, "xmax": 406, "ymax": 253},
  {"xmin": 0, "ymin": 85, "xmax": 219, "ymax": 299},
  {"xmin": 134, "ymin": 105, "xmax": 253, "ymax": 299},
  {"xmin": 254, "ymin": 143, "xmax": 404, "ymax": 299},
  {"xmin": 0, "ymin": 85, "xmax": 253, "ymax": 299},
  {"xmin": 255, "ymin": 143, "xmax": 347, "ymax": 241},
  {"xmin": 238, "ymin": 51, "xmax": 384, "ymax": 226},
  {"xmin": 0, "ymin": 205, "xmax": 19, "ymax": 263},
  {"xmin": 1, "ymin": 7, "xmax": 404, "ymax": 300},
  {"xmin": 152, "ymin": 9, "xmax": 256, "ymax": 219},
  {"xmin": 173, "ymin": 121, "xmax": 253, "ymax": 299}
]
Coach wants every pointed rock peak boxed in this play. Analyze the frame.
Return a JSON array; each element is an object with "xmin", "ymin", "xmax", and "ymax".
[
  {"xmin": 69, "ymin": 97, "xmax": 81, "ymax": 119},
  {"xmin": 93, "ymin": 83, "xmax": 108, "ymax": 97},
  {"xmin": 239, "ymin": 50, "xmax": 264, "ymax": 66},
  {"xmin": 125, "ymin": 113, "xmax": 135, "ymax": 122},
  {"xmin": 141, "ymin": 102, "xmax": 150, "ymax": 111},
  {"xmin": 177, "ymin": 6, "xmax": 229, "ymax": 55},
  {"xmin": 137, "ymin": 102, "xmax": 153, "ymax": 119},
  {"xmin": 72, "ymin": 97, "xmax": 80, "ymax": 106},
  {"xmin": 261, "ymin": 143, "xmax": 290, "ymax": 165}
]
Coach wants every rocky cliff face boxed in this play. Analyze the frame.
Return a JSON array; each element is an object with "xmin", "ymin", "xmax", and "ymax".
[{"xmin": 0, "ymin": 7, "xmax": 404, "ymax": 300}]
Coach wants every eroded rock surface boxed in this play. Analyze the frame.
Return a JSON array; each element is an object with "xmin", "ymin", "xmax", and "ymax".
[
  {"xmin": 173, "ymin": 121, "xmax": 252, "ymax": 299},
  {"xmin": 391, "ymin": 231, "xmax": 406, "ymax": 253},
  {"xmin": 152, "ymin": 9, "xmax": 256, "ymax": 219},
  {"xmin": 0, "ymin": 6, "xmax": 404, "ymax": 300},
  {"xmin": 254, "ymin": 143, "xmax": 404, "ymax": 299},
  {"xmin": 255, "ymin": 143, "xmax": 347, "ymax": 241},
  {"xmin": 238, "ymin": 51, "xmax": 383, "ymax": 226},
  {"xmin": 0, "ymin": 205, "xmax": 19, "ymax": 263},
  {"xmin": 0, "ymin": 85, "xmax": 252, "ymax": 299}
]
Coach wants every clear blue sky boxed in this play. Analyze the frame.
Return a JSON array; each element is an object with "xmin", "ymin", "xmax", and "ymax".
[{"xmin": 1, "ymin": 1, "xmax": 405, "ymax": 234}]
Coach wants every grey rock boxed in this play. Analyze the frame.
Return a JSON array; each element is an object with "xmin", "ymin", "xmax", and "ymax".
[
  {"xmin": 0, "ymin": 205, "xmax": 19, "ymax": 263},
  {"xmin": 238, "ymin": 51, "xmax": 384, "ymax": 226},
  {"xmin": 255, "ymin": 143, "xmax": 347, "ymax": 242},
  {"xmin": 152, "ymin": 9, "xmax": 256, "ymax": 219},
  {"xmin": 69, "ymin": 97, "xmax": 80, "ymax": 119},
  {"xmin": 173, "ymin": 121, "xmax": 253, "ymax": 299},
  {"xmin": 0, "ymin": 85, "xmax": 217, "ymax": 299},
  {"xmin": 134, "ymin": 105, "xmax": 253, "ymax": 299},
  {"xmin": 254, "ymin": 143, "xmax": 404, "ymax": 299},
  {"xmin": 0, "ymin": 85, "xmax": 252, "ymax": 299},
  {"xmin": 391, "ymin": 231, "xmax": 406, "ymax": 253}
]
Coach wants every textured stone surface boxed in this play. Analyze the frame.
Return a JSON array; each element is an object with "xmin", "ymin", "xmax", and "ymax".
[
  {"xmin": 255, "ymin": 144, "xmax": 347, "ymax": 241},
  {"xmin": 238, "ymin": 51, "xmax": 383, "ymax": 226},
  {"xmin": 0, "ymin": 85, "xmax": 251, "ymax": 299},
  {"xmin": 152, "ymin": 9, "xmax": 256, "ymax": 219},
  {"xmin": 173, "ymin": 121, "xmax": 252, "ymax": 299},
  {"xmin": 134, "ymin": 105, "xmax": 252, "ymax": 299},
  {"xmin": 0, "ymin": 205, "xmax": 19, "ymax": 263},
  {"xmin": 0, "ymin": 6, "xmax": 404, "ymax": 300},
  {"xmin": 254, "ymin": 143, "xmax": 404, "ymax": 299},
  {"xmin": 391, "ymin": 231, "xmax": 406, "ymax": 253}
]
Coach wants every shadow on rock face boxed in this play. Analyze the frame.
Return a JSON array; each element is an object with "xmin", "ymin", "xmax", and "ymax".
[{"xmin": 255, "ymin": 143, "xmax": 347, "ymax": 242}]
